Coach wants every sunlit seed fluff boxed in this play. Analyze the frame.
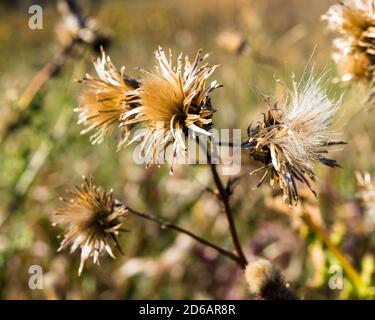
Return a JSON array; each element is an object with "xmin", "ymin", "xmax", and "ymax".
[
  {"xmin": 121, "ymin": 46, "xmax": 221, "ymax": 172},
  {"xmin": 55, "ymin": 0, "xmax": 81, "ymax": 47},
  {"xmin": 246, "ymin": 73, "xmax": 344, "ymax": 206},
  {"xmin": 355, "ymin": 172, "xmax": 375, "ymax": 229},
  {"xmin": 245, "ymin": 259, "xmax": 280, "ymax": 296},
  {"xmin": 76, "ymin": 49, "xmax": 139, "ymax": 146},
  {"xmin": 322, "ymin": 0, "xmax": 375, "ymax": 82},
  {"xmin": 51, "ymin": 176, "xmax": 128, "ymax": 275},
  {"xmin": 55, "ymin": 0, "xmax": 108, "ymax": 47},
  {"xmin": 244, "ymin": 259, "xmax": 296, "ymax": 300}
]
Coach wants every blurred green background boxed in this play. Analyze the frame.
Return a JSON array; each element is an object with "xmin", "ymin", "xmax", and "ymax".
[{"xmin": 0, "ymin": 0, "xmax": 374, "ymax": 299}]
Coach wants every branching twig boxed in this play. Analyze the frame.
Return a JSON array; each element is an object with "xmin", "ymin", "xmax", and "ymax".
[
  {"xmin": 200, "ymin": 138, "xmax": 248, "ymax": 269},
  {"xmin": 126, "ymin": 207, "xmax": 244, "ymax": 266},
  {"xmin": 18, "ymin": 40, "xmax": 80, "ymax": 110},
  {"xmin": 208, "ymin": 163, "xmax": 248, "ymax": 269}
]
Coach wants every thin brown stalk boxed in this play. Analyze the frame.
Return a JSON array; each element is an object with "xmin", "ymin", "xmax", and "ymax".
[
  {"xmin": 208, "ymin": 163, "xmax": 248, "ymax": 269},
  {"xmin": 201, "ymin": 139, "xmax": 247, "ymax": 269},
  {"xmin": 18, "ymin": 40, "xmax": 80, "ymax": 110},
  {"xmin": 127, "ymin": 207, "xmax": 244, "ymax": 266}
]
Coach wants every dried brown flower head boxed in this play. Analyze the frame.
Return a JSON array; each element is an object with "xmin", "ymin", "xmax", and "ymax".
[
  {"xmin": 121, "ymin": 47, "xmax": 220, "ymax": 171},
  {"xmin": 323, "ymin": 0, "xmax": 375, "ymax": 82},
  {"xmin": 76, "ymin": 49, "xmax": 139, "ymax": 146},
  {"xmin": 244, "ymin": 259, "xmax": 296, "ymax": 300},
  {"xmin": 51, "ymin": 176, "xmax": 128, "ymax": 275},
  {"xmin": 56, "ymin": 0, "xmax": 110, "ymax": 50},
  {"xmin": 245, "ymin": 74, "xmax": 344, "ymax": 206}
]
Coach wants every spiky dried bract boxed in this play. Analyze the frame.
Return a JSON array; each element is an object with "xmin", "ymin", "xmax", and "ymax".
[
  {"xmin": 121, "ymin": 47, "xmax": 220, "ymax": 171},
  {"xmin": 355, "ymin": 172, "xmax": 375, "ymax": 228},
  {"xmin": 244, "ymin": 259, "xmax": 296, "ymax": 300},
  {"xmin": 76, "ymin": 49, "xmax": 139, "ymax": 145},
  {"xmin": 51, "ymin": 176, "xmax": 128, "ymax": 275},
  {"xmin": 246, "ymin": 74, "xmax": 343, "ymax": 206},
  {"xmin": 322, "ymin": 0, "xmax": 375, "ymax": 82}
]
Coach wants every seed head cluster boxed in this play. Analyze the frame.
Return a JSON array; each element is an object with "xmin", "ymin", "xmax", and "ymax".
[
  {"xmin": 76, "ymin": 47, "xmax": 220, "ymax": 171},
  {"xmin": 56, "ymin": 45, "xmax": 346, "ymax": 274}
]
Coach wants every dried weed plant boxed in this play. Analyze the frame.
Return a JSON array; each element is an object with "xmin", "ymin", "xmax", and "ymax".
[{"xmin": 14, "ymin": 0, "xmax": 373, "ymax": 300}]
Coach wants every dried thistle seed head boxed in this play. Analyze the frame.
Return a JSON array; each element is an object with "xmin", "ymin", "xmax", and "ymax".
[
  {"xmin": 246, "ymin": 73, "xmax": 343, "ymax": 206},
  {"xmin": 245, "ymin": 259, "xmax": 279, "ymax": 296},
  {"xmin": 56, "ymin": 0, "xmax": 110, "ymax": 50},
  {"xmin": 244, "ymin": 259, "xmax": 296, "ymax": 300},
  {"xmin": 76, "ymin": 49, "xmax": 139, "ymax": 145},
  {"xmin": 51, "ymin": 176, "xmax": 128, "ymax": 275},
  {"xmin": 121, "ymin": 47, "xmax": 220, "ymax": 172},
  {"xmin": 355, "ymin": 172, "xmax": 375, "ymax": 229},
  {"xmin": 322, "ymin": 0, "xmax": 375, "ymax": 82}
]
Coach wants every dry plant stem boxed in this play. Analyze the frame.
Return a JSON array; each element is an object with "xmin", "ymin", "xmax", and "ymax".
[
  {"xmin": 18, "ymin": 0, "xmax": 88, "ymax": 110},
  {"xmin": 127, "ymin": 207, "xmax": 244, "ymax": 266},
  {"xmin": 202, "ymin": 140, "xmax": 247, "ymax": 269},
  {"xmin": 302, "ymin": 213, "xmax": 366, "ymax": 292},
  {"xmin": 209, "ymin": 163, "xmax": 247, "ymax": 269},
  {"xmin": 18, "ymin": 39, "xmax": 80, "ymax": 110}
]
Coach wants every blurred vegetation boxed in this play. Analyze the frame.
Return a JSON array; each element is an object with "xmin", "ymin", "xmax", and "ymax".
[{"xmin": 0, "ymin": 0, "xmax": 373, "ymax": 299}]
